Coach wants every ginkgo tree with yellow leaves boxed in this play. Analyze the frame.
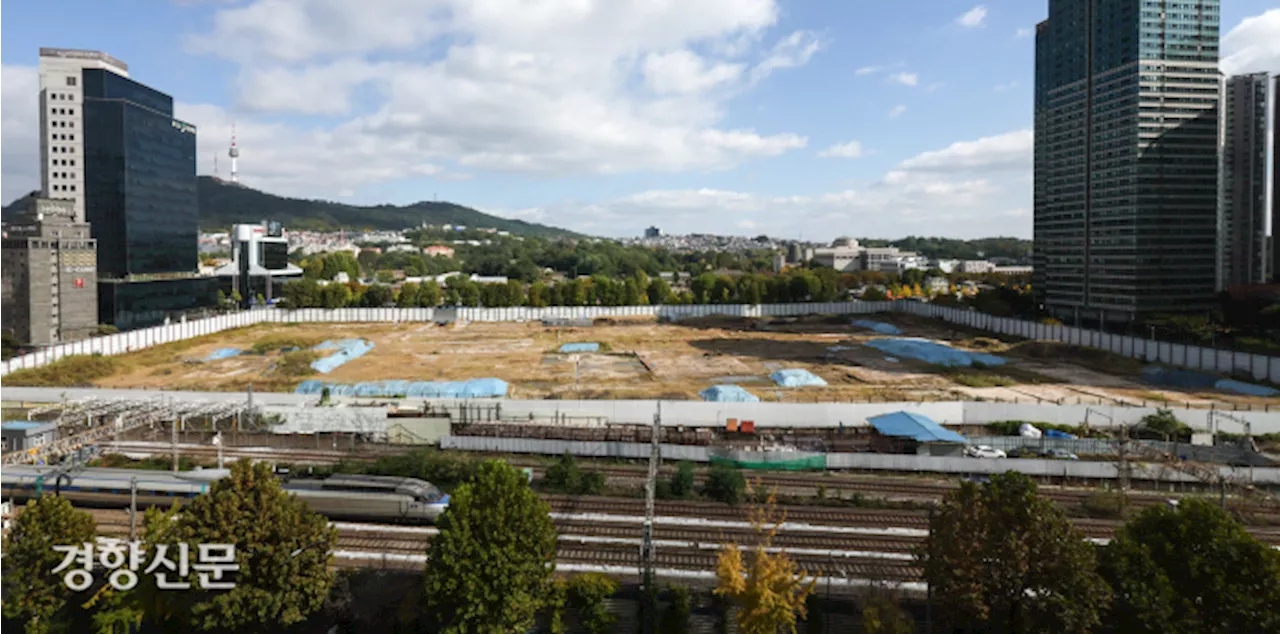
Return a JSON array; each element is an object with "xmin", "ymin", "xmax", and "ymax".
[{"xmin": 713, "ymin": 489, "xmax": 817, "ymax": 634}]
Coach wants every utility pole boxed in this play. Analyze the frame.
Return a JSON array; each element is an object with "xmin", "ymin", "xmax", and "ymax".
[
  {"xmin": 129, "ymin": 476, "xmax": 138, "ymax": 540},
  {"xmin": 171, "ymin": 417, "xmax": 179, "ymax": 473},
  {"xmin": 640, "ymin": 402, "xmax": 661, "ymax": 634}
]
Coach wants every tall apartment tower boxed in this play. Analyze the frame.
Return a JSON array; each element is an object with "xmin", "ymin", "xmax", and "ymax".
[
  {"xmin": 1033, "ymin": 0, "xmax": 1222, "ymax": 325},
  {"xmin": 1273, "ymin": 77, "xmax": 1279, "ymax": 283},
  {"xmin": 38, "ymin": 48, "xmax": 130, "ymax": 222},
  {"xmin": 1, "ymin": 198, "xmax": 99, "ymax": 345},
  {"xmin": 1220, "ymin": 72, "xmax": 1270, "ymax": 287}
]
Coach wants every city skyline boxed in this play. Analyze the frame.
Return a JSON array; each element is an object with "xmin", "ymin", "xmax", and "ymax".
[{"xmin": 2, "ymin": 1, "xmax": 1277, "ymax": 240}]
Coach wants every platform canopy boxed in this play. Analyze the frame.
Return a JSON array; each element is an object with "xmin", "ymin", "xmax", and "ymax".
[{"xmin": 868, "ymin": 411, "xmax": 968, "ymax": 444}]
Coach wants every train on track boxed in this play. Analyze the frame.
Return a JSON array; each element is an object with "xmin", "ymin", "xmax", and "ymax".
[{"xmin": 0, "ymin": 466, "xmax": 450, "ymax": 523}]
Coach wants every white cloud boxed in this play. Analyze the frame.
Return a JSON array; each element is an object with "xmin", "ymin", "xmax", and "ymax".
[
  {"xmin": 1221, "ymin": 9, "xmax": 1280, "ymax": 76},
  {"xmin": 749, "ymin": 30, "xmax": 823, "ymax": 83},
  {"xmin": 199, "ymin": 0, "xmax": 815, "ymax": 185},
  {"xmin": 493, "ymin": 129, "xmax": 1034, "ymax": 239},
  {"xmin": 1015, "ymin": 27, "xmax": 1034, "ymax": 39},
  {"xmin": 1, "ymin": 1, "xmax": 826, "ymax": 202},
  {"xmin": 855, "ymin": 65, "xmax": 880, "ymax": 76},
  {"xmin": 888, "ymin": 104, "xmax": 907, "ymax": 118},
  {"xmin": 889, "ymin": 72, "xmax": 918, "ymax": 87},
  {"xmin": 818, "ymin": 140, "xmax": 864, "ymax": 158},
  {"xmin": 956, "ymin": 6, "xmax": 988, "ymax": 28},
  {"xmin": 643, "ymin": 50, "xmax": 745, "ymax": 95},
  {"xmin": 897, "ymin": 129, "xmax": 1031, "ymax": 172}
]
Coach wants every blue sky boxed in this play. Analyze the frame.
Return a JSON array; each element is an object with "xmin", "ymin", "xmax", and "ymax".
[{"xmin": 3, "ymin": 1, "xmax": 1277, "ymax": 239}]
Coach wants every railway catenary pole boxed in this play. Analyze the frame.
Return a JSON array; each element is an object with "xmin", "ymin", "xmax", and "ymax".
[
  {"xmin": 172, "ymin": 416, "xmax": 180, "ymax": 473},
  {"xmin": 640, "ymin": 402, "xmax": 661, "ymax": 634},
  {"xmin": 129, "ymin": 476, "xmax": 138, "ymax": 540}
]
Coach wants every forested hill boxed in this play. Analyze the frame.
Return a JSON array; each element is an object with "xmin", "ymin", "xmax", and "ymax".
[
  {"xmin": 0, "ymin": 177, "xmax": 584, "ymax": 238},
  {"xmin": 863, "ymin": 236, "xmax": 1032, "ymax": 261},
  {"xmin": 194, "ymin": 177, "xmax": 584, "ymax": 237}
]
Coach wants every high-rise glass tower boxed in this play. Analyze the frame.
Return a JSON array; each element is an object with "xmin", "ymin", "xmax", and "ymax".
[
  {"xmin": 1034, "ymin": 0, "xmax": 1221, "ymax": 324},
  {"xmin": 1221, "ymin": 72, "xmax": 1270, "ymax": 287}
]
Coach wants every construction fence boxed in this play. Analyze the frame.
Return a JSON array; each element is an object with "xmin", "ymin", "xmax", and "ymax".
[{"xmin": 3, "ymin": 301, "xmax": 1277, "ymax": 383}]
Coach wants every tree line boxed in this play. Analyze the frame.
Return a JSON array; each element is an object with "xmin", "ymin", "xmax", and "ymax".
[{"xmin": 277, "ymin": 267, "xmax": 863, "ymax": 309}]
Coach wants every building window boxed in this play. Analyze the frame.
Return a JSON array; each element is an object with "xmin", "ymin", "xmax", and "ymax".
[{"xmin": 66, "ymin": 76, "xmax": 77, "ymax": 87}]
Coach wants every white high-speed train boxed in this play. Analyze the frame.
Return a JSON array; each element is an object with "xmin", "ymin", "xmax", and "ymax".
[{"xmin": 0, "ymin": 466, "xmax": 450, "ymax": 523}]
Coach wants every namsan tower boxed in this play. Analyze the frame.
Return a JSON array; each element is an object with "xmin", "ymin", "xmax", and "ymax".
[{"xmin": 228, "ymin": 123, "xmax": 240, "ymax": 183}]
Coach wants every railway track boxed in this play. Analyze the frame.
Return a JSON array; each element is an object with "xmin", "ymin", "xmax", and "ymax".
[
  {"xmin": 89, "ymin": 509, "xmax": 923, "ymax": 580},
  {"xmin": 101, "ymin": 441, "xmax": 1280, "ymax": 522}
]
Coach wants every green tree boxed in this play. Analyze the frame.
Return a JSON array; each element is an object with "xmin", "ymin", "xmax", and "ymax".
[
  {"xmin": 528, "ymin": 281, "xmax": 550, "ymax": 307},
  {"xmin": 281, "ymin": 278, "xmax": 322, "ymax": 308},
  {"xmin": 647, "ymin": 278, "xmax": 673, "ymax": 305},
  {"xmin": 424, "ymin": 460, "xmax": 559, "ymax": 633},
  {"xmin": 543, "ymin": 453, "xmax": 605, "ymax": 495},
  {"xmin": 396, "ymin": 282, "xmax": 421, "ymax": 307},
  {"xmin": 919, "ymin": 471, "xmax": 1109, "ymax": 633},
  {"xmin": 658, "ymin": 584, "xmax": 693, "ymax": 634},
  {"xmin": 705, "ymin": 463, "xmax": 747, "ymax": 505},
  {"xmin": 565, "ymin": 573, "xmax": 618, "ymax": 634},
  {"xmin": 419, "ymin": 281, "xmax": 442, "ymax": 307},
  {"xmin": 320, "ymin": 283, "xmax": 351, "ymax": 308},
  {"xmin": 153, "ymin": 460, "xmax": 337, "ymax": 631},
  {"xmin": 860, "ymin": 286, "xmax": 889, "ymax": 301},
  {"xmin": 860, "ymin": 594, "xmax": 914, "ymax": 634},
  {"xmin": 321, "ymin": 252, "xmax": 361, "ymax": 281},
  {"xmin": 692, "ymin": 272, "xmax": 718, "ymax": 304},
  {"xmin": 1101, "ymin": 498, "xmax": 1280, "ymax": 634},
  {"xmin": 362, "ymin": 284, "xmax": 395, "ymax": 307},
  {"xmin": 1137, "ymin": 408, "xmax": 1191, "ymax": 441},
  {"xmin": 669, "ymin": 462, "xmax": 696, "ymax": 499},
  {"xmin": 1, "ymin": 495, "xmax": 97, "ymax": 634}
]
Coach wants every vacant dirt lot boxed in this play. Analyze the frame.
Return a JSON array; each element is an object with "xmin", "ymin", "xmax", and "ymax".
[{"xmin": 76, "ymin": 314, "xmax": 1275, "ymax": 407}]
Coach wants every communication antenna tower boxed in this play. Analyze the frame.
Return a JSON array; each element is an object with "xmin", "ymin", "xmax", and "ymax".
[{"xmin": 228, "ymin": 124, "xmax": 240, "ymax": 183}]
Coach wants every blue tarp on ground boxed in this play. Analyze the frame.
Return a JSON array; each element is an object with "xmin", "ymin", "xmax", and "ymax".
[
  {"xmin": 863, "ymin": 338, "xmax": 1006, "ymax": 367},
  {"xmin": 558, "ymin": 343, "xmax": 600, "ymax": 353},
  {"xmin": 699, "ymin": 385, "xmax": 760, "ymax": 402},
  {"xmin": 1142, "ymin": 366, "xmax": 1278, "ymax": 397},
  {"xmin": 1215, "ymin": 379, "xmax": 1279, "ymax": 397},
  {"xmin": 204, "ymin": 348, "xmax": 242, "ymax": 361},
  {"xmin": 295, "ymin": 378, "xmax": 509, "ymax": 398},
  {"xmin": 1141, "ymin": 366, "xmax": 1216, "ymax": 389},
  {"xmin": 310, "ymin": 339, "xmax": 375, "ymax": 373},
  {"xmin": 769, "ymin": 369, "xmax": 828, "ymax": 387},
  {"xmin": 852, "ymin": 320, "xmax": 903, "ymax": 336},
  {"xmin": 1044, "ymin": 429, "xmax": 1077, "ymax": 439},
  {"xmin": 868, "ymin": 411, "xmax": 968, "ymax": 444}
]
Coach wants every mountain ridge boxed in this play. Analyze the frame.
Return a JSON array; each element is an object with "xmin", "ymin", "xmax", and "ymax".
[{"xmin": 0, "ymin": 177, "xmax": 584, "ymax": 238}]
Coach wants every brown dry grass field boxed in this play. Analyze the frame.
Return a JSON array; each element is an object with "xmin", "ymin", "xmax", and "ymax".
[{"xmin": 43, "ymin": 313, "xmax": 1272, "ymax": 408}]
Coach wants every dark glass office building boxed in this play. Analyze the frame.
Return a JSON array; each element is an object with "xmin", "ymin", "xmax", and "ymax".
[
  {"xmin": 1034, "ymin": 0, "xmax": 1222, "ymax": 324},
  {"xmin": 81, "ymin": 68, "xmax": 211, "ymax": 328}
]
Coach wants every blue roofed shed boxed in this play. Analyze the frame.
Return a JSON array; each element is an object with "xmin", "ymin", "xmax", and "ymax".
[{"xmin": 867, "ymin": 411, "xmax": 968, "ymax": 456}]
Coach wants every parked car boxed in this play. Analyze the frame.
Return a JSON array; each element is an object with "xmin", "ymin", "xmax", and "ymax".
[
  {"xmin": 1007, "ymin": 446, "xmax": 1040, "ymax": 458},
  {"xmin": 964, "ymin": 445, "xmax": 1007, "ymax": 459},
  {"xmin": 1045, "ymin": 448, "xmax": 1079, "ymax": 460}
]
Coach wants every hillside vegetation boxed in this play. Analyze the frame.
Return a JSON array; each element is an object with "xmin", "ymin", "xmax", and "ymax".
[{"xmin": 1, "ymin": 178, "xmax": 582, "ymax": 238}]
